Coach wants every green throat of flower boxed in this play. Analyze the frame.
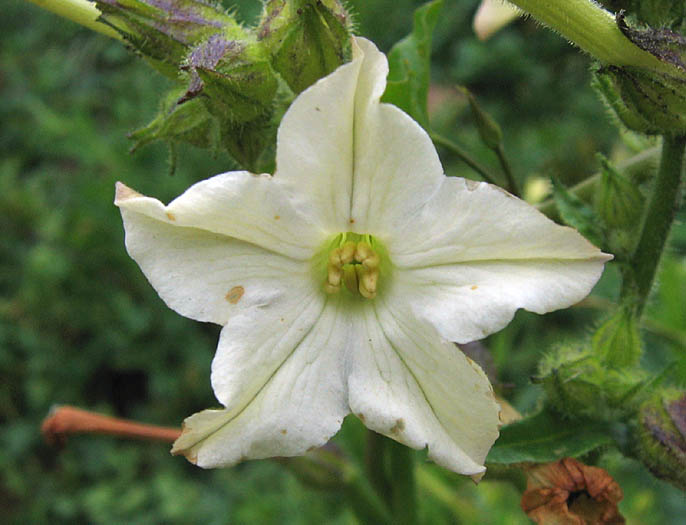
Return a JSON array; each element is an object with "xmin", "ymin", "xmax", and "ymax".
[{"xmin": 323, "ymin": 233, "xmax": 386, "ymax": 300}]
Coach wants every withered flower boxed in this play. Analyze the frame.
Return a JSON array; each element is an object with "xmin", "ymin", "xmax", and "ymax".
[{"xmin": 521, "ymin": 458, "xmax": 624, "ymax": 524}]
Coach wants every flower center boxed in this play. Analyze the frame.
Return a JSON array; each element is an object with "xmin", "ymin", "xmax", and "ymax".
[{"xmin": 323, "ymin": 233, "xmax": 383, "ymax": 299}]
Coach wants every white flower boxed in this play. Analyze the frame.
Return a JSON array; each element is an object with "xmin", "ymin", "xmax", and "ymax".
[{"xmin": 115, "ymin": 38, "xmax": 611, "ymax": 477}]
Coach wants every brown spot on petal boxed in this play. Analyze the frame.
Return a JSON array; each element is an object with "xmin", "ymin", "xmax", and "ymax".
[
  {"xmin": 280, "ymin": 429, "xmax": 287, "ymax": 435},
  {"xmin": 274, "ymin": 215, "xmax": 280, "ymax": 220},
  {"xmin": 349, "ymin": 218, "xmax": 355, "ymax": 224},
  {"xmin": 166, "ymin": 212, "xmax": 176, "ymax": 221},
  {"xmin": 390, "ymin": 418, "xmax": 405, "ymax": 434},
  {"xmin": 464, "ymin": 179, "xmax": 481, "ymax": 191},
  {"xmin": 471, "ymin": 285, "xmax": 478, "ymax": 290},
  {"xmin": 114, "ymin": 182, "xmax": 143, "ymax": 203},
  {"xmin": 226, "ymin": 286, "xmax": 244, "ymax": 304},
  {"xmin": 357, "ymin": 413, "xmax": 365, "ymax": 423}
]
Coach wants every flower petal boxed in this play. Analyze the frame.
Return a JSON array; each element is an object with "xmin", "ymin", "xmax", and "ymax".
[
  {"xmin": 349, "ymin": 38, "xmax": 445, "ymax": 236},
  {"xmin": 274, "ymin": 53, "xmax": 363, "ymax": 232},
  {"xmin": 172, "ymin": 298, "xmax": 351, "ymax": 467},
  {"xmin": 384, "ymin": 178, "xmax": 611, "ymax": 343},
  {"xmin": 115, "ymin": 175, "xmax": 323, "ymax": 261},
  {"xmin": 117, "ymin": 186, "xmax": 312, "ymax": 325},
  {"xmin": 347, "ymin": 302, "xmax": 500, "ymax": 476}
]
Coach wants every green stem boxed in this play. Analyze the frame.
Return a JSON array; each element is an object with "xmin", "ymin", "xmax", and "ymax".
[
  {"xmin": 495, "ymin": 144, "xmax": 521, "ymax": 197},
  {"xmin": 430, "ymin": 133, "xmax": 500, "ymax": 186},
  {"xmin": 26, "ymin": 0, "xmax": 122, "ymax": 40},
  {"xmin": 536, "ymin": 146, "xmax": 660, "ymax": 218},
  {"xmin": 388, "ymin": 439, "xmax": 417, "ymax": 525},
  {"xmin": 365, "ymin": 430, "xmax": 392, "ymax": 507},
  {"xmin": 507, "ymin": 0, "xmax": 670, "ymax": 70},
  {"xmin": 343, "ymin": 464, "xmax": 393, "ymax": 525},
  {"xmin": 630, "ymin": 136, "xmax": 685, "ymax": 316}
]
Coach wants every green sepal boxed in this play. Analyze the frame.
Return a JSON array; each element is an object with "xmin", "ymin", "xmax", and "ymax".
[
  {"xmin": 592, "ymin": 306, "xmax": 642, "ymax": 368},
  {"xmin": 594, "ymin": 41, "xmax": 686, "ymax": 136},
  {"xmin": 381, "ymin": 0, "xmax": 443, "ymax": 131},
  {"xmin": 486, "ymin": 408, "xmax": 615, "ymax": 465},
  {"xmin": 128, "ymin": 88, "xmax": 221, "ymax": 154},
  {"xmin": 594, "ymin": 154, "xmax": 644, "ymax": 257},
  {"xmin": 551, "ymin": 177, "xmax": 604, "ymax": 247},
  {"xmin": 258, "ymin": 0, "xmax": 352, "ymax": 94}
]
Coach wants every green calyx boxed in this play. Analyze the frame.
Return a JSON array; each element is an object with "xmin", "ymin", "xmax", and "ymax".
[{"xmin": 321, "ymin": 233, "xmax": 389, "ymax": 300}]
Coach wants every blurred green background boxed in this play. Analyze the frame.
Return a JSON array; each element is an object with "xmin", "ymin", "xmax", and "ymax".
[{"xmin": 2, "ymin": 0, "xmax": 684, "ymax": 523}]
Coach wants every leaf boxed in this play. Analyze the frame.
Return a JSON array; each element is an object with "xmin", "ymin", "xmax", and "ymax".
[
  {"xmin": 551, "ymin": 177, "xmax": 604, "ymax": 246},
  {"xmin": 381, "ymin": 0, "xmax": 443, "ymax": 131},
  {"xmin": 486, "ymin": 409, "xmax": 615, "ymax": 465}
]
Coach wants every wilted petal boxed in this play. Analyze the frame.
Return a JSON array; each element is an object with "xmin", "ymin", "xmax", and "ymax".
[
  {"xmin": 172, "ymin": 298, "xmax": 351, "ymax": 467},
  {"xmin": 387, "ymin": 178, "xmax": 611, "ymax": 342},
  {"xmin": 347, "ymin": 302, "xmax": 500, "ymax": 476}
]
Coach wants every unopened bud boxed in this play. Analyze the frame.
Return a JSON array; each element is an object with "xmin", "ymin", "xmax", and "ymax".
[
  {"xmin": 94, "ymin": 0, "xmax": 239, "ymax": 71},
  {"xmin": 593, "ymin": 12, "xmax": 686, "ymax": 135},
  {"xmin": 632, "ymin": 388, "xmax": 686, "ymax": 490},
  {"xmin": 257, "ymin": 0, "xmax": 352, "ymax": 93},
  {"xmin": 537, "ymin": 346, "xmax": 644, "ymax": 422},
  {"xmin": 460, "ymin": 86, "xmax": 502, "ymax": 150},
  {"xmin": 184, "ymin": 34, "xmax": 279, "ymax": 122}
]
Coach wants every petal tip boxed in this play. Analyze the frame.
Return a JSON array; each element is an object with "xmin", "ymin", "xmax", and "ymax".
[{"xmin": 114, "ymin": 181, "xmax": 143, "ymax": 205}]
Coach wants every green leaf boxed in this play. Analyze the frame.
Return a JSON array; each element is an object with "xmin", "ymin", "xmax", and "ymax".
[
  {"xmin": 381, "ymin": 0, "xmax": 443, "ymax": 131},
  {"xmin": 486, "ymin": 409, "xmax": 615, "ymax": 465},
  {"xmin": 551, "ymin": 177, "xmax": 604, "ymax": 246}
]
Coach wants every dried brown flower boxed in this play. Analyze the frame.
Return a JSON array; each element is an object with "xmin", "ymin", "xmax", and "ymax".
[{"xmin": 521, "ymin": 457, "xmax": 624, "ymax": 525}]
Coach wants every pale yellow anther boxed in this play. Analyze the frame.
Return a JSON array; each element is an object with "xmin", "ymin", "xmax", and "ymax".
[
  {"xmin": 340, "ymin": 241, "xmax": 356, "ymax": 265},
  {"xmin": 327, "ymin": 266, "xmax": 343, "ymax": 287},
  {"xmin": 323, "ymin": 235, "xmax": 383, "ymax": 299},
  {"xmin": 354, "ymin": 241, "xmax": 374, "ymax": 264},
  {"xmin": 358, "ymin": 267, "xmax": 378, "ymax": 299}
]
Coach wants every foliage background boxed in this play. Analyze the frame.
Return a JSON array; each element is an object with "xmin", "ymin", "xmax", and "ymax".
[{"xmin": 1, "ymin": 0, "xmax": 684, "ymax": 522}]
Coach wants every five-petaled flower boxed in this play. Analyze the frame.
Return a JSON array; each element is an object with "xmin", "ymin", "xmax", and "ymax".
[{"xmin": 115, "ymin": 37, "xmax": 611, "ymax": 477}]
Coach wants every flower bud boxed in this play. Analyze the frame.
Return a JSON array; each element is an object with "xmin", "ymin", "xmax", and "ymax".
[
  {"xmin": 537, "ymin": 347, "xmax": 644, "ymax": 422},
  {"xmin": 183, "ymin": 34, "xmax": 279, "ymax": 123},
  {"xmin": 94, "ymin": 0, "xmax": 240, "ymax": 73},
  {"xmin": 257, "ymin": 0, "xmax": 352, "ymax": 93},
  {"xmin": 593, "ymin": 12, "xmax": 686, "ymax": 135},
  {"xmin": 632, "ymin": 388, "xmax": 686, "ymax": 490},
  {"xmin": 460, "ymin": 86, "xmax": 503, "ymax": 150}
]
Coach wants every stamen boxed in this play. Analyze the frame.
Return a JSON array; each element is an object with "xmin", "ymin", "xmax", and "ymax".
[{"xmin": 323, "ymin": 235, "xmax": 384, "ymax": 299}]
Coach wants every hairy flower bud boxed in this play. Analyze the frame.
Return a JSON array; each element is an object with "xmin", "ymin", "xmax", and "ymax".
[
  {"xmin": 537, "ymin": 347, "xmax": 644, "ymax": 422},
  {"xmin": 182, "ymin": 34, "xmax": 279, "ymax": 123},
  {"xmin": 593, "ymin": 12, "xmax": 686, "ymax": 135},
  {"xmin": 632, "ymin": 388, "xmax": 686, "ymax": 490},
  {"xmin": 93, "ymin": 0, "xmax": 240, "ymax": 73},
  {"xmin": 257, "ymin": 0, "xmax": 352, "ymax": 93}
]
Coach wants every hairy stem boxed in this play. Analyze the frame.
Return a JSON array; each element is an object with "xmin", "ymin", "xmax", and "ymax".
[
  {"xmin": 507, "ymin": 0, "xmax": 669, "ymax": 70},
  {"xmin": 629, "ymin": 135, "xmax": 685, "ymax": 316}
]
